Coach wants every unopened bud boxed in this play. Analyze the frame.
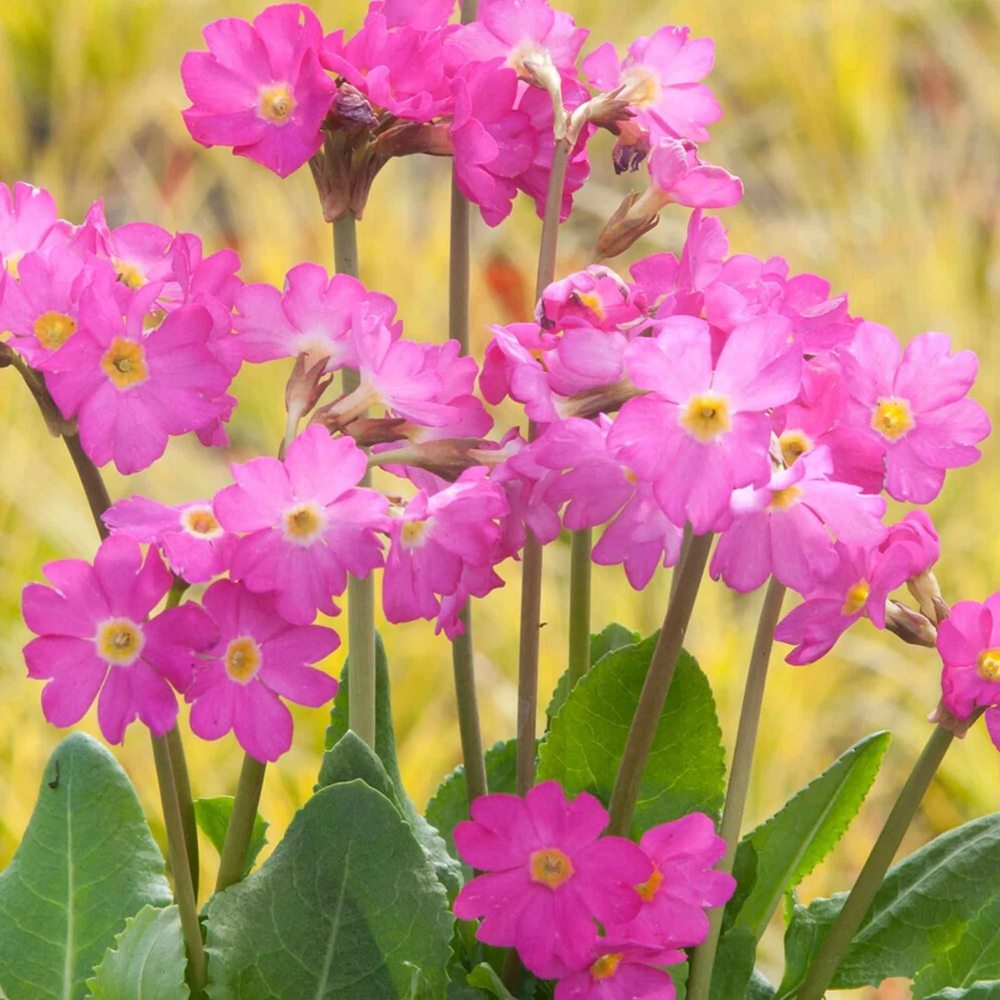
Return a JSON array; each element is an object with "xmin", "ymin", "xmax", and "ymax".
[
  {"xmin": 368, "ymin": 438, "xmax": 488, "ymax": 480},
  {"xmin": 284, "ymin": 354, "xmax": 332, "ymax": 421},
  {"xmin": 612, "ymin": 121, "xmax": 651, "ymax": 174},
  {"xmin": 595, "ymin": 192, "xmax": 660, "ymax": 260},
  {"xmin": 328, "ymin": 83, "xmax": 377, "ymax": 130},
  {"xmin": 562, "ymin": 378, "xmax": 642, "ymax": 419},
  {"xmin": 570, "ymin": 87, "xmax": 634, "ymax": 137},
  {"xmin": 341, "ymin": 416, "xmax": 409, "ymax": 447},
  {"xmin": 884, "ymin": 600, "xmax": 937, "ymax": 648},
  {"xmin": 907, "ymin": 570, "xmax": 947, "ymax": 624}
]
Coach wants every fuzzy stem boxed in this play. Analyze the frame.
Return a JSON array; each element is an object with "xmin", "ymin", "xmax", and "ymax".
[
  {"xmin": 607, "ymin": 532, "xmax": 713, "ymax": 836},
  {"xmin": 567, "ymin": 528, "xmax": 593, "ymax": 688},
  {"xmin": 333, "ymin": 211, "xmax": 377, "ymax": 749},
  {"xmin": 795, "ymin": 722, "xmax": 959, "ymax": 1000},
  {"xmin": 214, "ymin": 754, "xmax": 267, "ymax": 893},
  {"xmin": 686, "ymin": 578, "xmax": 786, "ymax": 1000}
]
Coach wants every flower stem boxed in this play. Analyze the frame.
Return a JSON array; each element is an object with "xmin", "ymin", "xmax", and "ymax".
[
  {"xmin": 151, "ymin": 733, "xmax": 206, "ymax": 998},
  {"xmin": 607, "ymin": 531, "xmax": 714, "ymax": 836},
  {"xmin": 686, "ymin": 578, "xmax": 787, "ymax": 1000},
  {"xmin": 567, "ymin": 527, "xmax": 593, "ymax": 688},
  {"xmin": 795, "ymin": 722, "xmax": 959, "ymax": 1000},
  {"xmin": 214, "ymin": 754, "xmax": 267, "ymax": 893},
  {"xmin": 333, "ymin": 211, "xmax": 377, "ymax": 750}
]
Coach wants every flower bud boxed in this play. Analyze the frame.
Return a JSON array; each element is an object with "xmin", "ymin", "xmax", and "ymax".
[
  {"xmin": 884, "ymin": 600, "xmax": 937, "ymax": 648},
  {"xmin": 327, "ymin": 83, "xmax": 378, "ymax": 130},
  {"xmin": 284, "ymin": 354, "xmax": 332, "ymax": 423},
  {"xmin": 907, "ymin": 570, "xmax": 947, "ymax": 624},
  {"xmin": 595, "ymin": 192, "xmax": 660, "ymax": 260}
]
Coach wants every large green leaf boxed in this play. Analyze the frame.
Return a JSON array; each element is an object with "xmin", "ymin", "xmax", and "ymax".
[
  {"xmin": 913, "ymin": 896, "xmax": 1000, "ymax": 997},
  {"xmin": 204, "ymin": 780, "xmax": 453, "ymax": 999},
  {"xmin": 0, "ymin": 733, "xmax": 171, "ymax": 1000},
  {"xmin": 923, "ymin": 985, "xmax": 1000, "ymax": 1000},
  {"xmin": 86, "ymin": 905, "xmax": 188, "ymax": 1000},
  {"xmin": 537, "ymin": 633, "xmax": 725, "ymax": 834},
  {"xmin": 778, "ymin": 812, "xmax": 1000, "ymax": 995},
  {"xmin": 194, "ymin": 797, "xmax": 269, "ymax": 877},
  {"xmin": 709, "ymin": 927, "xmax": 756, "ymax": 1000},
  {"xmin": 325, "ymin": 635, "xmax": 461, "ymax": 894},
  {"xmin": 731, "ymin": 731, "xmax": 890, "ymax": 939},
  {"xmin": 317, "ymin": 731, "xmax": 399, "ymax": 804}
]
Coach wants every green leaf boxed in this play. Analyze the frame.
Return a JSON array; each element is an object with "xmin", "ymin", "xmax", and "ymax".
[
  {"xmin": 545, "ymin": 623, "xmax": 641, "ymax": 724},
  {"xmin": 465, "ymin": 965, "xmax": 516, "ymax": 999},
  {"xmin": 537, "ymin": 633, "xmax": 725, "ymax": 834},
  {"xmin": 923, "ymin": 985, "xmax": 1000, "ymax": 1000},
  {"xmin": 0, "ymin": 733, "xmax": 171, "ymax": 1000},
  {"xmin": 85, "ymin": 904, "xmax": 188, "ymax": 1000},
  {"xmin": 913, "ymin": 896, "xmax": 1000, "ymax": 997},
  {"xmin": 325, "ymin": 634, "xmax": 462, "ymax": 895},
  {"xmin": 746, "ymin": 969, "xmax": 776, "ymax": 1000},
  {"xmin": 425, "ymin": 740, "xmax": 518, "ymax": 869},
  {"xmin": 204, "ymin": 780, "xmax": 453, "ymax": 999},
  {"xmin": 194, "ymin": 797, "xmax": 268, "ymax": 877},
  {"xmin": 317, "ymin": 731, "xmax": 399, "ymax": 805},
  {"xmin": 709, "ymin": 926, "xmax": 757, "ymax": 1000},
  {"xmin": 732, "ymin": 731, "xmax": 890, "ymax": 939},
  {"xmin": 778, "ymin": 812, "xmax": 1000, "ymax": 995}
]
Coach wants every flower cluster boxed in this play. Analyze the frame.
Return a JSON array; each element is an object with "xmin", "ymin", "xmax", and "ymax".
[{"xmin": 453, "ymin": 782, "xmax": 734, "ymax": 997}]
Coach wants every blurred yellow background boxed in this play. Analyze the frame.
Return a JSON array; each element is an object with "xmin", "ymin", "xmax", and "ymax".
[{"xmin": 1, "ymin": 1, "xmax": 998, "ymax": 994}]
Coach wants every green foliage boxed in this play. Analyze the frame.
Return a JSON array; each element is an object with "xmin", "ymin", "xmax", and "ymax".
[
  {"xmin": 913, "ymin": 896, "xmax": 1000, "ymax": 997},
  {"xmin": 86, "ymin": 905, "xmax": 188, "ymax": 1000},
  {"xmin": 709, "ymin": 927, "xmax": 757, "ymax": 1000},
  {"xmin": 778, "ymin": 812, "xmax": 1000, "ymax": 996},
  {"xmin": 731, "ymin": 731, "xmax": 890, "ymax": 939},
  {"xmin": 922, "ymin": 984, "xmax": 1000, "ymax": 1000},
  {"xmin": 317, "ymin": 731, "xmax": 399, "ymax": 804},
  {"xmin": 204, "ymin": 780, "xmax": 454, "ymax": 1000},
  {"xmin": 194, "ymin": 797, "xmax": 268, "ymax": 877},
  {"xmin": 537, "ymin": 633, "xmax": 725, "ymax": 835},
  {"xmin": 0, "ymin": 733, "xmax": 171, "ymax": 1000},
  {"xmin": 465, "ymin": 965, "xmax": 516, "ymax": 999},
  {"xmin": 325, "ymin": 635, "xmax": 461, "ymax": 894}
]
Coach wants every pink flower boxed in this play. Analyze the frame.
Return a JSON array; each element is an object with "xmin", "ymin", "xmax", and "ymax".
[
  {"xmin": 379, "ymin": 0, "xmax": 456, "ymax": 31},
  {"xmin": 839, "ymin": 323, "xmax": 990, "ymax": 502},
  {"xmin": 937, "ymin": 593, "xmax": 1000, "ymax": 748},
  {"xmin": 480, "ymin": 321, "xmax": 561, "ymax": 422},
  {"xmin": 186, "ymin": 579, "xmax": 338, "ymax": 761},
  {"xmin": 537, "ymin": 266, "xmax": 647, "ymax": 332},
  {"xmin": 610, "ymin": 315, "xmax": 802, "ymax": 533},
  {"xmin": 640, "ymin": 138, "xmax": 743, "ymax": 211},
  {"xmin": 491, "ymin": 429, "xmax": 564, "ymax": 555},
  {"xmin": 710, "ymin": 447, "xmax": 888, "ymax": 595},
  {"xmin": 181, "ymin": 4, "xmax": 335, "ymax": 178},
  {"xmin": 214, "ymin": 425, "xmax": 388, "ymax": 625},
  {"xmin": 22, "ymin": 535, "xmax": 216, "ymax": 743},
  {"xmin": 0, "ymin": 182, "xmax": 70, "ymax": 275},
  {"xmin": 582, "ymin": 27, "xmax": 721, "ymax": 143},
  {"xmin": 453, "ymin": 781, "xmax": 652, "ymax": 979},
  {"xmin": 103, "ymin": 496, "xmax": 235, "ymax": 584},
  {"xmin": 554, "ymin": 942, "xmax": 679, "ymax": 999}
]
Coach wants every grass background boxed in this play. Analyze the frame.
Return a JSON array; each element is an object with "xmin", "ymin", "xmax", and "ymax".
[{"xmin": 1, "ymin": 1, "xmax": 999, "ymax": 994}]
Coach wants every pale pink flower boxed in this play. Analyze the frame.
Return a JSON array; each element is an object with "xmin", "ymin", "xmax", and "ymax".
[
  {"xmin": 480, "ymin": 321, "xmax": 561, "ymax": 422},
  {"xmin": 186, "ymin": 579, "xmax": 338, "ymax": 762},
  {"xmin": 182, "ymin": 4, "xmax": 335, "ymax": 177},
  {"xmin": 639, "ymin": 138, "xmax": 743, "ymax": 211},
  {"xmin": 0, "ymin": 182, "xmax": 70, "ymax": 275},
  {"xmin": 491, "ymin": 429, "xmax": 564, "ymax": 555}
]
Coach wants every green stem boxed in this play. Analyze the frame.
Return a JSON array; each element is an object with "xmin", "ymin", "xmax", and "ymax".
[
  {"xmin": 151, "ymin": 734, "xmax": 206, "ymax": 998},
  {"xmin": 795, "ymin": 722, "xmax": 959, "ymax": 1000},
  {"xmin": 214, "ymin": 754, "xmax": 267, "ymax": 893},
  {"xmin": 333, "ymin": 212, "xmax": 377, "ymax": 749},
  {"xmin": 686, "ymin": 578, "xmax": 786, "ymax": 1000},
  {"xmin": 607, "ymin": 532, "xmax": 713, "ymax": 836},
  {"xmin": 567, "ymin": 528, "xmax": 593, "ymax": 688}
]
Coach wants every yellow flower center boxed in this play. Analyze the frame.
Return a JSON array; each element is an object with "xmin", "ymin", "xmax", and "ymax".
[
  {"xmin": 977, "ymin": 648, "xmax": 1000, "ymax": 682},
  {"xmin": 33, "ymin": 310, "xmax": 77, "ymax": 350},
  {"xmin": 769, "ymin": 484, "xmax": 802, "ymax": 511},
  {"xmin": 401, "ymin": 519, "xmax": 432, "ymax": 548},
  {"xmin": 621, "ymin": 65, "xmax": 662, "ymax": 107},
  {"xmin": 779, "ymin": 429, "xmax": 812, "ymax": 467},
  {"xmin": 529, "ymin": 848, "xmax": 574, "ymax": 889},
  {"xmin": 842, "ymin": 580, "xmax": 871, "ymax": 616},
  {"xmin": 113, "ymin": 258, "xmax": 146, "ymax": 289},
  {"xmin": 96, "ymin": 618, "xmax": 145, "ymax": 666},
  {"xmin": 258, "ymin": 83, "xmax": 295, "ymax": 124},
  {"xmin": 5, "ymin": 252, "xmax": 23, "ymax": 278},
  {"xmin": 224, "ymin": 636, "xmax": 262, "ymax": 684},
  {"xmin": 871, "ymin": 397, "xmax": 915, "ymax": 442},
  {"xmin": 636, "ymin": 865, "xmax": 664, "ymax": 903},
  {"xmin": 576, "ymin": 291, "xmax": 605, "ymax": 319},
  {"xmin": 283, "ymin": 501, "xmax": 325, "ymax": 545},
  {"xmin": 679, "ymin": 393, "xmax": 731, "ymax": 443},
  {"xmin": 181, "ymin": 505, "xmax": 223, "ymax": 539},
  {"xmin": 591, "ymin": 953, "xmax": 624, "ymax": 981},
  {"xmin": 101, "ymin": 338, "xmax": 149, "ymax": 389}
]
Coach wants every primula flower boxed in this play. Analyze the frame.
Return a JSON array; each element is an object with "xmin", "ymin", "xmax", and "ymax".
[
  {"xmin": 186, "ymin": 579, "xmax": 339, "ymax": 761},
  {"xmin": 643, "ymin": 138, "xmax": 743, "ymax": 210},
  {"xmin": 710, "ymin": 448, "xmax": 888, "ymax": 595},
  {"xmin": 103, "ymin": 496, "xmax": 235, "ymax": 584},
  {"xmin": 181, "ymin": 4, "xmax": 335, "ymax": 178},
  {"xmin": 610, "ymin": 315, "xmax": 802, "ymax": 533},
  {"xmin": 582, "ymin": 27, "xmax": 721, "ymax": 143},
  {"xmin": 537, "ymin": 265, "xmax": 647, "ymax": 333},
  {"xmin": 839, "ymin": 323, "xmax": 990, "ymax": 503},
  {"xmin": 937, "ymin": 593, "xmax": 1000, "ymax": 748},
  {"xmin": 480, "ymin": 321, "xmax": 561, "ymax": 422},
  {"xmin": 453, "ymin": 781, "xmax": 652, "ymax": 979},
  {"xmin": 0, "ymin": 182, "xmax": 70, "ymax": 275},
  {"xmin": 22, "ymin": 535, "xmax": 216, "ymax": 743},
  {"xmin": 214, "ymin": 425, "xmax": 388, "ymax": 625},
  {"xmin": 555, "ymin": 941, "xmax": 680, "ymax": 999}
]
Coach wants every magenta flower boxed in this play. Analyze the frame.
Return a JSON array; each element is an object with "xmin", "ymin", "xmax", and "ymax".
[
  {"xmin": 453, "ymin": 781, "xmax": 652, "ymax": 979},
  {"xmin": 214, "ymin": 425, "xmax": 388, "ymax": 625},
  {"xmin": 537, "ymin": 266, "xmax": 647, "ymax": 333},
  {"xmin": 583, "ymin": 27, "xmax": 721, "ymax": 143},
  {"xmin": 0, "ymin": 182, "xmax": 70, "ymax": 275},
  {"xmin": 639, "ymin": 138, "xmax": 743, "ymax": 210},
  {"xmin": 710, "ymin": 448, "xmax": 888, "ymax": 595},
  {"xmin": 22, "ymin": 535, "xmax": 216, "ymax": 743},
  {"xmin": 103, "ymin": 496, "xmax": 235, "ymax": 584},
  {"xmin": 937, "ymin": 594, "xmax": 1000, "ymax": 748},
  {"xmin": 186, "ymin": 579, "xmax": 339, "ymax": 762},
  {"xmin": 554, "ymin": 941, "xmax": 680, "ymax": 1000},
  {"xmin": 610, "ymin": 315, "xmax": 802, "ymax": 533},
  {"xmin": 181, "ymin": 4, "xmax": 335, "ymax": 178},
  {"xmin": 480, "ymin": 321, "xmax": 561, "ymax": 422},
  {"xmin": 380, "ymin": 0, "xmax": 456, "ymax": 31},
  {"xmin": 840, "ymin": 323, "xmax": 990, "ymax": 503}
]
